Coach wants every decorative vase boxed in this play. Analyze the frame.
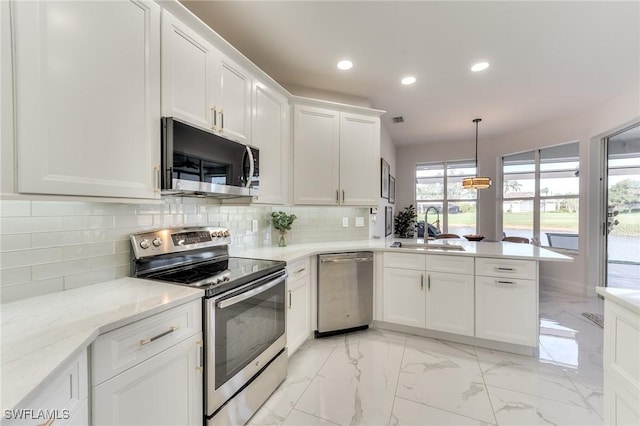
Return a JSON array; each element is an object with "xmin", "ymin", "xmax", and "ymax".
[{"xmin": 278, "ymin": 231, "xmax": 287, "ymax": 247}]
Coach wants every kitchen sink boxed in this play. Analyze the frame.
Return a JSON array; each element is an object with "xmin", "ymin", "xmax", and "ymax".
[{"xmin": 394, "ymin": 243, "xmax": 465, "ymax": 251}]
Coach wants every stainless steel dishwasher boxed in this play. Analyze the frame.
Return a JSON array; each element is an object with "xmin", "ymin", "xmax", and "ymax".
[{"xmin": 316, "ymin": 252, "xmax": 374, "ymax": 336}]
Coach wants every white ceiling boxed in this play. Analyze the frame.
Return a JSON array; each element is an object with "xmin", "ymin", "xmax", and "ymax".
[{"xmin": 180, "ymin": 1, "xmax": 639, "ymax": 146}]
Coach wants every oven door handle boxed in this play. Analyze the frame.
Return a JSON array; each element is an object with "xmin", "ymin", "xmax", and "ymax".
[{"xmin": 216, "ymin": 273, "xmax": 288, "ymax": 309}]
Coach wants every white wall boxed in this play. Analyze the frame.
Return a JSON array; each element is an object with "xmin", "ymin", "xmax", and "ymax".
[
  {"xmin": 372, "ymin": 124, "xmax": 397, "ymax": 238},
  {"xmin": 396, "ymin": 88, "xmax": 640, "ymax": 295}
]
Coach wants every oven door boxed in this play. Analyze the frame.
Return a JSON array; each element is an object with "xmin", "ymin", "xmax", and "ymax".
[{"xmin": 205, "ymin": 270, "xmax": 287, "ymax": 415}]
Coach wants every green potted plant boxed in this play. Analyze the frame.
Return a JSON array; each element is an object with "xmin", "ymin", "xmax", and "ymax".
[
  {"xmin": 394, "ymin": 205, "xmax": 417, "ymax": 238},
  {"xmin": 271, "ymin": 211, "xmax": 297, "ymax": 247}
]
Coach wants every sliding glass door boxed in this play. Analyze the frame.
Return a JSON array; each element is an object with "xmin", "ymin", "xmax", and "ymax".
[{"xmin": 605, "ymin": 124, "xmax": 640, "ymax": 289}]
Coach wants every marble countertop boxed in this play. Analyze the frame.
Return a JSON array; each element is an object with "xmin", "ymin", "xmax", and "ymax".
[
  {"xmin": 1, "ymin": 277, "xmax": 204, "ymax": 410},
  {"xmin": 234, "ymin": 238, "xmax": 573, "ymax": 264},
  {"xmin": 596, "ymin": 286, "xmax": 640, "ymax": 315}
]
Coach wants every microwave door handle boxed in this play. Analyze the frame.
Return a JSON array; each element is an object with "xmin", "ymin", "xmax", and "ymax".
[
  {"xmin": 244, "ymin": 146, "xmax": 254, "ymax": 188},
  {"xmin": 217, "ymin": 273, "xmax": 288, "ymax": 309}
]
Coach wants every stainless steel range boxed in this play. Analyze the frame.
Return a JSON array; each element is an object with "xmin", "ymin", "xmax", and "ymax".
[{"xmin": 130, "ymin": 227, "xmax": 288, "ymax": 426}]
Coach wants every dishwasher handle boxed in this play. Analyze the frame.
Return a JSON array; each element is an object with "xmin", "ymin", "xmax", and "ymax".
[{"xmin": 321, "ymin": 257, "xmax": 372, "ymax": 264}]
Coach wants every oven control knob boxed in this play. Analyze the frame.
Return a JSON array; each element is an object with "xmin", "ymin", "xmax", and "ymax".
[
  {"xmin": 216, "ymin": 230, "xmax": 225, "ymax": 237},
  {"xmin": 139, "ymin": 239, "xmax": 150, "ymax": 249},
  {"xmin": 152, "ymin": 238, "xmax": 163, "ymax": 247},
  {"xmin": 222, "ymin": 275, "xmax": 230, "ymax": 282},
  {"xmin": 223, "ymin": 230, "xmax": 230, "ymax": 237}
]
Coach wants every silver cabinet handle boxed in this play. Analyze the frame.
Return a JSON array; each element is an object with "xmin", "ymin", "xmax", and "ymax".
[
  {"xmin": 495, "ymin": 280, "xmax": 516, "ymax": 285},
  {"xmin": 219, "ymin": 108, "xmax": 225, "ymax": 132},
  {"xmin": 211, "ymin": 106, "xmax": 218, "ymax": 131},
  {"xmin": 342, "ymin": 190, "xmax": 345, "ymax": 203},
  {"xmin": 295, "ymin": 268, "xmax": 306, "ymax": 274},
  {"xmin": 288, "ymin": 290, "xmax": 292, "ymax": 309},
  {"xmin": 420, "ymin": 273, "xmax": 424, "ymax": 290},
  {"xmin": 140, "ymin": 326, "xmax": 179, "ymax": 346},
  {"xmin": 428, "ymin": 274, "xmax": 431, "ymax": 291},
  {"xmin": 196, "ymin": 339, "xmax": 203, "ymax": 373},
  {"xmin": 495, "ymin": 267, "xmax": 515, "ymax": 272},
  {"xmin": 154, "ymin": 165, "xmax": 161, "ymax": 193},
  {"xmin": 218, "ymin": 273, "xmax": 287, "ymax": 309},
  {"xmin": 336, "ymin": 190, "xmax": 340, "ymax": 203}
]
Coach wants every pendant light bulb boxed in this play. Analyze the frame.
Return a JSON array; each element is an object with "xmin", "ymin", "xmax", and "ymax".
[{"xmin": 462, "ymin": 118, "xmax": 492, "ymax": 190}]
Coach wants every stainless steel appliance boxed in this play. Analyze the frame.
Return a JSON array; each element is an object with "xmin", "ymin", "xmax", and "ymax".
[
  {"xmin": 316, "ymin": 252, "xmax": 374, "ymax": 336},
  {"xmin": 161, "ymin": 117, "xmax": 259, "ymax": 198},
  {"xmin": 131, "ymin": 227, "xmax": 287, "ymax": 426}
]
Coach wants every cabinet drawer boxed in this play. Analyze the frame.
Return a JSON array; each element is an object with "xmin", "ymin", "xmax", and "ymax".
[
  {"xmin": 426, "ymin": 255, "xmax": 474, "ymax": 275},
  {"xmin": 475, "ymin": 257, "xmax": 537, "ymax": 280},
  {"xmin": 287, "ymin": 257, "xmax": 310, "ymax": 281},
  {"xmin": 9, "ymin": 349, "xmax": 88, "ymax": 426},
  {"xmin": 384, "ymin": 252, "xmax": 425, "ymax": 270},
  {"xmin": 92, "ymin": 299, "xmax": 201, "ymax": 385}
]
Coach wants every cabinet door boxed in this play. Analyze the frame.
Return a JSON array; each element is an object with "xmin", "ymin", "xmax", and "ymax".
[
  {"xmin": 252, "ymin": 81, "xmax": 289, "ymax": 204},
  {"xmin": 92, "ymin": 333, "xmax": 203, "ymax": 426},
  {"xmin": 213, "ymin": 56, "xmax": 252, "ymax": 144},
  {"xmin": 13, "ymin": 0, "xmax": 160, "ymax": 199},
  {"xmin": 339, "ymin": 112, "xmax": 380, "ymax": 206},
  {"xmin": 293, "ymin": 105, "xmax": 340, "ymax": 205},
  {"xmin": 382, "ymin": 268, "xmax": 425, "ymax": 328},
  {"xmin": 287, "ymin": 276, "xmax": 311, "ymax": 356},
  {"xmin": 425, "ymin": 272, "xmax": 474, "ymax": 336},
  {"xmin": 475, "ymin": 277, "xmax": 538, "ymax": 346},
  {"xmin": 162, "ymin": 9, "xmax": 216, "ymax": 130}
]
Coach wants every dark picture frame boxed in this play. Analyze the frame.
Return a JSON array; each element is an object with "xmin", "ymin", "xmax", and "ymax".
[
  {"xmin": 385, "ymin": 206, "xmax": 393, "ymax": 236},
  {"xmin": 389, "ymin": 175, "xmax": 395, "ymax": 204},
  {"xmin": 381, "ymin": 158, "xmax": 390, "ymax": 199}
]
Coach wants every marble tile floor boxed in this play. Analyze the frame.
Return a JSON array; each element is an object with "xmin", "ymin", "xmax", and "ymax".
[{"xmin": 249, "ymin": 286, "xmax": 605, "ymax": 426}]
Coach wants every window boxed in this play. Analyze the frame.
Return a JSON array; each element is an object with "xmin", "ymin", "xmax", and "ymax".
[
  {"xmin": 416, "ymin": 160, "xmax": 477, "ymax": 236},
  {"xmin": 502, "ymin": 142, "xmax": 579, "ymax": 250}
]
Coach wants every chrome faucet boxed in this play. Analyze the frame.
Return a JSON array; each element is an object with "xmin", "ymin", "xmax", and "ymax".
[{"xmin": 425, "ymin": 206, "xmax": 440, "ymax": 232}]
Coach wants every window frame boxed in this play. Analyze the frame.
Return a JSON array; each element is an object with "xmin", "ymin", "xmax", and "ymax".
[
  {"xmin": 415, "ymin": 160, "xmax": 478, "ymax": 234},
  {"xmin": 501, "ymin": 142, "xmax": 580, "ymax": 252}
]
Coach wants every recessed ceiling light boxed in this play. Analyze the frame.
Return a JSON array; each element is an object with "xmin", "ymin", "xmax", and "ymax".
[
  {"xmin": 337, "ymin": 60, "xmax": 353, "ymax": 70},
  {"xmin": 471, "ymin": 62, "xmax": 490, "ymax": 72},
  {"xmin": 401, "ymin": 76, "xmax": 416, "ymax": 85}
]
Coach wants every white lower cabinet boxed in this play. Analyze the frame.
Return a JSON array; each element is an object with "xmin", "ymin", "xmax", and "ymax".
[
  {"xmin": 7, "ymin": 349, "xmax": 88, "ymax": 426},
  {"xmin": 92, "ymin": 333, "xmax": 203, "ymax": 426},
  {"xmin": 383, "ymin": 267, "xmax": 425, "ymax": 328},
  {"xmin": 286, "ymin": 258, "xmax": 311, "ymax": 356},
  {"xmin": 475, "ymin": 275, "xmax": 538, "ymax": 346},
  {"xmin": 425, "ymin": 272, "xmax": 474, "ymax": 336},
  {"xmin": 382, "ymin": 253, "xmax": 474, "ymax": 334},
  {"xmin": 91, "ymin": 300, "xmax": 203, "ymax": 426}
]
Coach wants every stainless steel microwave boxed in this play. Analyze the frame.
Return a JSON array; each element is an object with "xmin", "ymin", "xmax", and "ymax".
[{"xmin": 161, "ymin": 117, "xmax": 259, "ymax": 198}]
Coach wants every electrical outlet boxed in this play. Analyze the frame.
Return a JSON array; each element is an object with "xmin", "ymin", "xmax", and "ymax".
[
  {"xmin": 252, "ymin": 219, "xmax": 258, "ymax": 232},
  {"xmin": 342, "ymin": 217, "xmax": 349, "ymax": 228},
  {"xmin": 355, "ymin": 217, "xmax": 365, "ymax": 227}
]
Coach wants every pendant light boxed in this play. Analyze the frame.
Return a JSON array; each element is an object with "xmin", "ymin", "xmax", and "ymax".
[{"xmin": 462, "ymin": 118, "xmax": 492, "ymax": 190}]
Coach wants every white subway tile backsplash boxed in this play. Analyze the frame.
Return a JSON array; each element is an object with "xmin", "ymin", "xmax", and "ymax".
[
  {"xmin": 0, "ymin": 217, "xmax": 63, "ymax": 234},
  {"xmin": 62, "ymin": 242, "xmax": 115, "ymax": 260},
  {"xmin": 1, "ymin": 278, "xmax": 64, "ymax": 303},
  {"xmin": 1, "ymin": 267, "xmax": 31, "ymax": 287},
  {"xmin": 0, "ymin": 200, "xmax": 31, "ymax": 217},
  {"xmin": 0, "ymin": 199, "xmax": 368, "ymax": 303},
  {"xmin": 32, "ymin": 259, "xmax": 92, "ymax": 281},
  {"xmin": 1, "ymin": 248, "xmax": 62, "ymax": 268},
  {"xmin": 0, "ymin": 234, "xmax": 31, "ymax": 251}
]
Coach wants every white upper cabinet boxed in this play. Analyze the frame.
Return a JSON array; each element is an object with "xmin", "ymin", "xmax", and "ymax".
[
  {"xmin": 293, "ymin": 104, "xmax": 341, "ymax": 205},
  {"xmin": 215, "ymin": 56, "xmax": 252, "ymax": 144},
  {"xmin": 162, "ymin": 9, "xmax": 251, "ymax": 144},
  {"xmin": 339, "ymin": 112, "xmax": 381, "ymax": 205},
  {"xmin": 252, "ymin": 80, "xmax": 289, "ymax": 204},
  {"xmin": 12, "ymin": 0, "xmax": 161, "ymax": 199},
  {"xmin": 161, "ymin": 9, "xmax": 216, "ymax": 130},
  {"xmin": 293, "ymin": 99, "xmax": 383, "ymax": 206}
]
